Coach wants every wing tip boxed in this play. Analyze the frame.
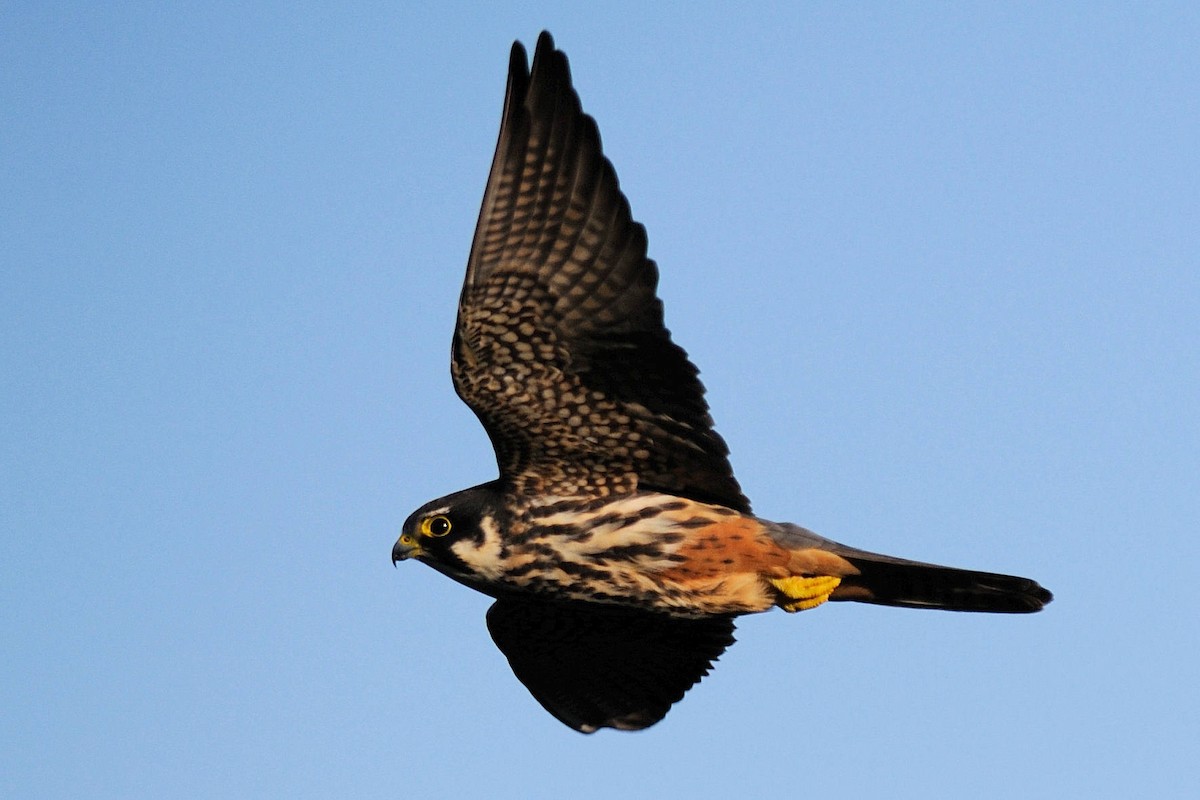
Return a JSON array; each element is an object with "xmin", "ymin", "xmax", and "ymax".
[
  {"xmin": 506, "ymin": 29, "xmax": 568, "ymax": 106},
  {"xmin": 509, "ymin": 30, "xmax": 559, "ymax": 76},
  {"xmin": 506, "ymin": 38, "xmax": 531, "ymax": 98}
]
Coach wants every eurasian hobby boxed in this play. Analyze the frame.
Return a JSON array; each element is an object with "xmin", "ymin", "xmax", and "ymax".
[{"xmin": 393, "ymin": 32, "xmax": 1052, "ymax": 733}]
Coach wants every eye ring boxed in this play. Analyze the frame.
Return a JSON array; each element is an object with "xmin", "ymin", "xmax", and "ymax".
[{"xmin": 422, "ymin": 515, "xmax": 452, "ymax": 537}]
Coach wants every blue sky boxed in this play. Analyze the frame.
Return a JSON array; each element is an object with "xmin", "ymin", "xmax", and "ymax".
[{"xmin": 3, "ymin": 3, "xmax": 1198, "ymax": 798}]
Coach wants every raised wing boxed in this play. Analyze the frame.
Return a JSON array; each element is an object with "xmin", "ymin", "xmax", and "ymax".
[
  {"xmin": 486, "ymin": 597, "xmax": 736, "ymax": 732},
  {"xmin": 452, "ymin": 32, "xmax": 749, "ymax": 511}
]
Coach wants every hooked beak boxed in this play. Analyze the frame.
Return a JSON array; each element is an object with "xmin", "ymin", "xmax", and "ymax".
[{"xmin": 392, "ymin": 533, "xmax": 421, "ymax": 565}]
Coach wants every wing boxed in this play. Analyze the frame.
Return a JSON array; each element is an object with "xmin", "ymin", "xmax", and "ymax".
[
  {"xmin": 486, "ymin": 597, "xmax": 736, "ymax": 732},
  {"xmin": 453, "ymin": 31, "xmax": 749, "ymax": 511}
]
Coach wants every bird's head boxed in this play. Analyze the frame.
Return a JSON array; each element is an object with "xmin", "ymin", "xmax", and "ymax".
[{"xmin": 393, "ymin": 483, "xmax": 503, "ymax": 592}]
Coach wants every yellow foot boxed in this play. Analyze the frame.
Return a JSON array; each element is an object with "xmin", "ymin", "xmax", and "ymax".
[{"xmin": 769, "ymin": 575, "xmax": 842, "ymax": 612}]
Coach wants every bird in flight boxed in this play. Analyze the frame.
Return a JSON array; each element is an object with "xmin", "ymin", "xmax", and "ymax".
[{"xmin": 394, "ymin": 31, "xmax": 1052, "ymax": 733}]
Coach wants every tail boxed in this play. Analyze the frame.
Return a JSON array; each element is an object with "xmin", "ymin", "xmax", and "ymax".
[{"xmin": 829, "ymin": 551, "xmax": 1052, "ymax": 613}]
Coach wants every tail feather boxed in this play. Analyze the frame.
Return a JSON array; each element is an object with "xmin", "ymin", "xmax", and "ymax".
[{"xmin": 831, "ymin": 554, "xmax": 1053, "ymax": 613}]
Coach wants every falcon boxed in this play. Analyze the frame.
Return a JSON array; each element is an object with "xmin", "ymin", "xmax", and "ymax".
[{"xmin": 393, "ymin": 31, "xmax": 1052, "ymax": 733}]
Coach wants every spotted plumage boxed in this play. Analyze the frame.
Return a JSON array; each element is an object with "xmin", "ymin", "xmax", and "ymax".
[{"xmin": 394, "ymin": 31, "xmax": 1052, "ymax": 733}]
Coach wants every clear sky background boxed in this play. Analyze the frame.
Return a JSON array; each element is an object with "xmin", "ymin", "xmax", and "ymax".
[{"xmin": 4, "ymin": 3, "xmax": 1198, "ymax": 798}]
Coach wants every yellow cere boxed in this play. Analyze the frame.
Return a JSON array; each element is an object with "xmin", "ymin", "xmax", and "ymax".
[{"xmin": 769, "ymin": 575, "xmax": 842, "ymax": 612}]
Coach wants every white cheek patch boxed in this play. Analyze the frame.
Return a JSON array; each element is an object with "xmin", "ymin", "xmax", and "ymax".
[{"xmin": 450, "ymin": 515, "xmax": 504, "ymax": 580}]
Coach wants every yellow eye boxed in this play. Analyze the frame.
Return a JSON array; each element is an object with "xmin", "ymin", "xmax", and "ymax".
[{"xmin": 421, "ymin": 515, "xmax": 452, "ymax": 537}]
